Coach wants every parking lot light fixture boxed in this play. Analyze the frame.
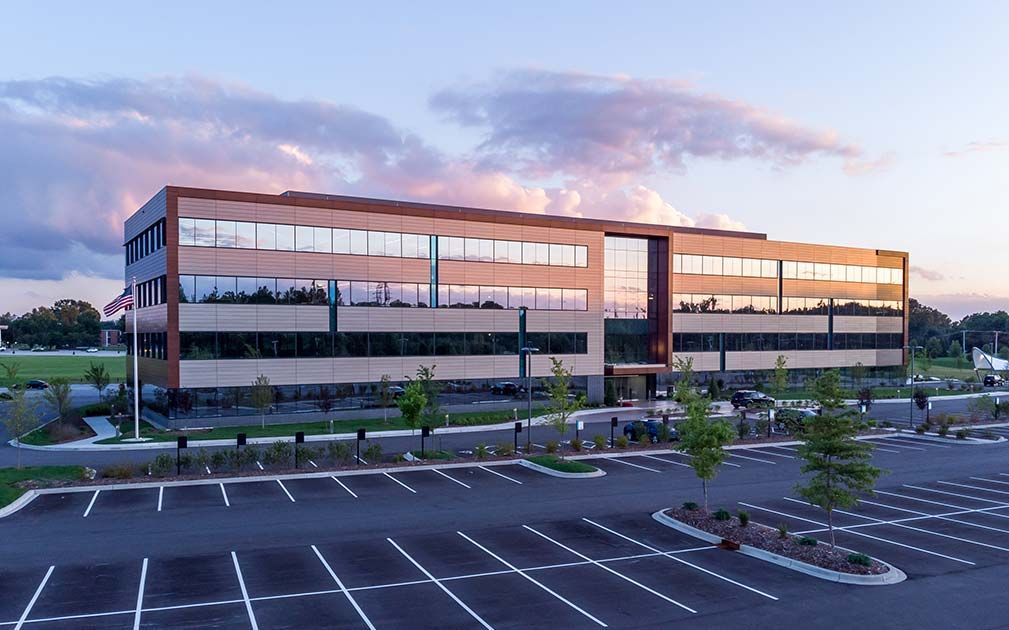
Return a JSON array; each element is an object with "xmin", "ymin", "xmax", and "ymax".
[
  {"xmin": 521, "ymin": 347, "xmax": 540, "ymax": 450},
  {"xmin": 905, "ymin": 345, "xmax": 924, "ymax": 428}
]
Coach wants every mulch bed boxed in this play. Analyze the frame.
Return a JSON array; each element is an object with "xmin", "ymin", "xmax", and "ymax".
[{"xmin": 667, "ymin": 507, "xmax": 888, "ymax": 575}]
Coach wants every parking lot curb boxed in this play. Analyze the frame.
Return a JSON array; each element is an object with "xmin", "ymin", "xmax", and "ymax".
[
  {"xmin": 895, "ymin": 430, "xmax": 1005, "ymax": 445},
  {"xmin": 0, "ymin": 489, "xmax": 39, "ymax": 518},
  {"xmin": 518, "ymin": 458, "xmax": 606, "ymax": 478},
  {"xmin": 652, "ymin": 510, "xmax": 907, "ymax": 586}
]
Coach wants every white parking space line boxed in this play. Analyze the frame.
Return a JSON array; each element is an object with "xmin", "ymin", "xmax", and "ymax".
[
  {"xmin": 308, "ymin": 460, "xmax": 318, "ymax": 468},
  {"xmin": 356, "ymin": 456, "xmax": 369, "ymax": 465},
  {"xmin": 256, "ymin": 461, "xmax": 264, "ymax": 471},
  {"xmin": 869, "ymin": 438, "xmax": 926, "ymax": 451},
  {"xmin": 741, "ymin": 448, "xmax": 794, "ymax": 459},
  {"xmin": 604, "ymin": 457, "xmax": 663, "ymax": 473},
  {"xmin": 938, "ymin": 480, "xmax": 1009, "ymax": 498},
  {"xmin": 384, "ymin": 472, "xmax": 417, "ymax": 494},
  {"xmin": 387, "ymin": 538, "xmax": 494, "ymax": 630},
  {"xmin": 157, "ymin": 487, "xmax": 163, "ymax": 512},
  {"xmin": 433, "ymin": 469, "xmax": 471, "ymax": 489},
  {"xmin": 133, "ymin": 558, "xmax": 148, "ymax": 630},
  {"xmin": 83, "ymin": 490, "xmax": 100, "ymax": 517},
  {"xmin": 219, "ymin": 483, "xmax": 230, "ymax": 507},
  {"xmin": 727, "ymin": 452, "xmax": 776, "ymax": 465},
  {"xmin": 887, "ymin": 437, "xmax": 950, "ymax": 448},
  {"xmin": 581, "ymin": 518, "xmax": 777, "ymax": 601},
  {"xmin": 479, "ymin": 466, "xmax": 523, "ymax": 484},
  {"xmin": 970, "ymin": 476, "xmax": 1009, "ymax": 487},
  {"xmin": 205, "ymin": 466, "xmax": 212, "ymax": 474},
  {"xmin": 639, "ymin": 454, "xmax": 691, "ymax": 468},
  {"xmin": 902, "ymin": 484, "xmax": 1009, "ymax": 506},
  {"xmin": 857, "ymin": 498, "xmax": 1009, "ymax": 535},
  {"xmin": 767, "ymin": 445, "xmax": 799, "ymax": 452},
  {"xmin": 784, "ymin": 497, "xmax": 1009, "ymax": 552},
  {"xmin": 231, "ymin": 552, "xmax": 259, "ymax": 630},
  {"xmin": 654, "ymin": 451, "xmax": 741, "ymax": 468},
  {"xmin": 740, "ymin": 502, "xmax": 976, "ymax": 565},
  {"xmin": 523, "ymin": 525, "xmax": 697, "ymax": 613},
  {"xmin": 458, "ymin": 531, "xmax": 608, "ymax": 627},
  {"xmin": 14, "ymin": 565, "xmax": 54, "ymax": 630},
  {"xmin": 312, "ymin": 545, "xmax": 376, "ymax": 630},
  {"xmin": 276, "ymin": 479, "xmax": 296, "ymax": 502},
  {"xmin": 331, "ymin": 476, "xmax": 358, "ymax": 498}
]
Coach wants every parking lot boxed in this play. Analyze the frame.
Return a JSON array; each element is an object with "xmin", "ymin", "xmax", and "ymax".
[{"xmin": 4, "ymin": 435, "xmax": 1009, "ymax": 628}]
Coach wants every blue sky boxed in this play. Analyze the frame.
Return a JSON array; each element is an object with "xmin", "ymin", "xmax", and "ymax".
[{"xmin": 1, "ymin": 1, "xmax": 1007, "ymax": 318}]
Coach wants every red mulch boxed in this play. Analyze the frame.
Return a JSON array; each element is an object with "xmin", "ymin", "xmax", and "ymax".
[{"xmin": 667, "ymin": 507, "xmax": 888, "ymax": 575}]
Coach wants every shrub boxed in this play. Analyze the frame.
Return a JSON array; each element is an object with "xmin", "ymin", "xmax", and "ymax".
[
  {"xmin": 211, "ymin": 450, "xmax": 229, "ymax": 471},
  {"xmin": 615, "ymin": 435, "xmax": 629, "ymax": 448},
  {"xmin": 866, "ymin": 419, "xmax": 877, "ymax": 428},
  {"xmin": 363, "ymin": 442, "xmax": 382, "ymax": 463},
  {"xmin": 227, "ymin": 449, "xmax": 242, "ymax": 470},
  {"xmin": 915, "ymin": 424, "xmax": 927, "ymax": 434},
  {"xmin": 777, "ymin": 523, "xmax": 788, "ymax": 539},
  {"xmin": 327, "ymin": 441, "xmax": 351, "ymax": 464},
  {"xmin": 151, "ymin": 453, "xmax": 174, "ymax": 477},
  {"xmin": 957, "ymin": 429, "xmax": 969, "ymax": 440},
  {"xmin": 295, "ymin": 444, "xmax": 318, "ymax": 464},
  {"xmin": 242, "ymin": 446, "xmax": 261, "ymax": 468},
  {"xmin": 496, "ymin": 442, "xmax": 514, "ymax": 456},
  {"xmin": 103, "ymin": 463, "xmax": 135, "ymax": 479},
  {"xmin": 193, "ymin": 449, "xmax": 211, "ymax": 472},
  {"xmin": 737, "ymin": 510, "xmax": 750, "ymax": 527},
  {"xmin": 882, "ymin": 421, "xmax": 893, "ymax": 428},
  {"xmin": 177, "ymin": 453, "xmax": 193, "ymax": 471},
  {"xmin": 682, "ymin": 501, "xmax": 698, "ymax": 511},
  {"xmin": 847, "ymin": 553, "xmax": 872, "ymax": 567},
  {"xmin": 570, "ymin": 438, "xmax": 583, "ymax": 452},
  {"xmin": 937, "ymin": 423, "xmax": 949, "ymax": 437},
  {"xmin": 798, "ymin": 536, "xmax": 818, "ymax": 546},
  {"xmin": 79, "ymin": 402, "xmax": 113, "ymax": 417},
  {"xmin": 713, "ymin": 508, "xmax": 731, "ymax": 521},
  {"xmin": 737, "ymin": 421, "xmax": 750, "ymax": 440},
  {"xmin": 264, "ymin": 440, "xmax": 293, "ymax": 466},
  {"xmin": 545, "ymin": 440, "xmax": 559, "ymax": 454},
  {"xmin": 593, "ymin": 434, "xmax": 607, "ymax": 450},
  {"xmin": 657, "ymin": 423, "xmax": 672, "ymax": 443}
]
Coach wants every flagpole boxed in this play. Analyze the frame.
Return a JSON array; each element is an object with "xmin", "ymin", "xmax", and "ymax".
[{"xmin": 132, "ymin": 276, "xmax": 140, "ymax": 441}]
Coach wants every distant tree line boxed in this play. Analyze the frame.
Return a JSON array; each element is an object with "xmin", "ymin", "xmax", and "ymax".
[
  {"xmin": 0, "ymin": 299, "xmax": 103, "ymax": 349},
  {"xmin": 909, "ymin": 298, "xmax": 1009, "ymax": 361}
]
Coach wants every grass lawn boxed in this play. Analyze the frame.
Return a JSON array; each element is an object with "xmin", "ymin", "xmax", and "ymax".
[
  {"xmin": 774, "ymin": 386, "xmax": 969, "ymax": 401},
  {"xmin": 0, "ymin": 466, "xmax": 85, "ymax": 508},
  {"xmin": 97, "ymin": 406, "xmax": 546, "ymax": 444},
  {"xmin": 526, "ymin": 455, "xmax": 598, "ymax": 473},
  {"xmin": 0, "ymin": 355, "xmax": 126, "ymax": 387}
]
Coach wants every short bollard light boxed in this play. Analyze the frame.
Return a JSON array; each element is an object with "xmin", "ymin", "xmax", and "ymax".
[
  {"xmin": 356, "ymin": 428, "xmax": 366, "ymax": 465},
  {"xmin": 295, "ymin": 431, "xmax": 305, "ymax": 468},
  {"xmin": 610, "ymin": 417, "xmax": 618, "ymax": 447},
  {"xmin": 176, "ymin": 436, "xmax": 188, "ymax": 475}
]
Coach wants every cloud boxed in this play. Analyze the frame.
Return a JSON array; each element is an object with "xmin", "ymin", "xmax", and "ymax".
[
  {"xmin": 910, "ymin": 265, "xmax": 945, "ymax": 282},
  {"xmin": 842, "ymin": 152, "xmax": 896, "ymax": 176},
  {"xmin": 0, "ymin": 73, "xmax": 783, "ymax": 312},
  {"xmin": 431, "ymin": 69, "xmax": 863, "ymax": 181},
  {"xmin": 943, "ymin": 140, "xmax": 1009, "ymax": 158}
]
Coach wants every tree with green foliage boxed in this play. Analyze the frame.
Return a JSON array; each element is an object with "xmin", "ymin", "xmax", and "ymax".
[
  {"xmin": 378, "ymin": 374, "xmax": 394, "ymax": 424},
  {"xmin": 795, "ymin": 409, "xmax": 881, "ymax": 548},
  {"xmin": 850, "ymin": 361, "xmax": 866, "ymax": 391},
  {"xmin": 413, "ymin": 364, "xmax": 442, "ymax": 423},
  {"xmin": 672, "ymin": 355, "xmax": 695, "ymax": 404},
  {"xmin": 250, "ymin": 374, "xmax": 273, "ymax": 429},
  {"xmin": 812, "ymin": 369, "xmax": 845, "ymax": 411},
  {"xmin": 396, "ymin": 381, "xmax": 427, "ymax": 434},
  {"xmin": 676, "ymin": 394, "xmax": 735, "ymax": 511},
  {"xmin": 544, "ymin": 358, "xmax": 585, "ymax": 455},
  {"xmin": 1, "ymin": 361, "xmax": 20, "ymax": 382},
  {"xmin": 3, "ymin": 387, "xmax": 37, "ymax": 469},
  {"xmin": 968, "ymin": 394, "xmax": 998, "ymax": 421},
  {"xmin": 42, "ymin": 378, "xmax": 73, "ymax": 427},
  {"xmin": 913, "ymin": 388, "xmax": 929, "ymax": 418},
  {"xmin": 948, "ymin": 339, "xmax": 963, "ymax": 359},
  {"xmin": 83, "ymin": 362, "xmax": 111, "ymax": 403},
  {"xmin": 772, "ymin": 355, "xmax": 788, "ymax": 399}
]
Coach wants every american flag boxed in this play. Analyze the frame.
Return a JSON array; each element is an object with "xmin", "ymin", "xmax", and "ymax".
[{"xmin": 104, "ymin": 287, "xmax": 134, "ymax": 317}]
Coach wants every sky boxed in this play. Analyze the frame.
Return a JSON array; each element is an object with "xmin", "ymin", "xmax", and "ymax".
[{"xmin": 1, "ymin": 1, "xmax": 1007, "ymax": 320}]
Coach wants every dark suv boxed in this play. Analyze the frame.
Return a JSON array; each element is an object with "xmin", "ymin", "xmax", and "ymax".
[
  {"xmin": 731, "ymin": 390, "xmax": 775, "ymax": 409},
  {"xmin": 491, "ymin": 382, "xmax": 520, "ymax": 395},
  {"xmin": 623, "ymin": 419, "xmax": 677, "ymax": 443},
  {"xmin": 984, "ymin": 374, "xmax": 1005, "ymax": 387}
]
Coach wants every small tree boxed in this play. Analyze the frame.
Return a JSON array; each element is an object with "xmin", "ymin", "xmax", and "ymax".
[
  {"xmin": 850, "ymin": 361, "xmax": 866, "ymax": 391},
  {"xmin": 968, "ymin": 394, "xmax": 997, "ymax": 421},
  {"xmin": 83, "ymin": 362, "xmax": 111, "ymax": 403},
  {"xmin": 3, "ymin": 387, "xmax": 37, "ymax": 469},
  {"xmin": 378, "ymin": 374, "xmax": 393, "ymax": 424},
  {"xmin": 913, "ymin": 388, "xmax": 929, "ymax": 418},
  {"xmin": 544, "ymin": 358, "xmax": 585, "ymax": 455},
  {"xmin": 676, "ymin": 394, "xmax": 734, "ymax": 510},
  {"xmin": 250, "ymin": 374, "xmax": 273, "ymax": 429},
  {"xmin": 1, "ymin": 360, "xmax": 20, "ymax": 383},
  {"xmin": 772, "ymin": 355, "xmax": 788, "ymax": 399},
  {"xmin": 672, "ymin": 356, "xmax": 695, "ymax": 404},
  {"xmin": 856, "ymin": 387, "xmax": 875, "ymax": 414},
  {"xmin": 413, "ymin": 364, "xmax": 441, "ymax": 423},
  {"xmin": 795, "ymin": 370, "xmax": 882, "ymax": 548},
  {"xmin": 42, "ymin": 378, "xmax": 73, "ymax": 427},
  {"xmin": 396, "ymin": 381, "xmax": 427, "ymax": 434}
]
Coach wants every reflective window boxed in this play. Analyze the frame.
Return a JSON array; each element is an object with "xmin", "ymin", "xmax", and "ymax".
[
  {"xmin": 276, "ymin": 224, "xmax": 295, "ymax": 251},
  {"xmin": 194, "ymin": 219, "xmax": 216, "ymax": 247},
  {"xmin": 236, "ymin": 222, "xmax": 256, "ymax": 249},
  {"xmin": 256, "ymin": 223, "xmax": 276, "ymax": 250}
]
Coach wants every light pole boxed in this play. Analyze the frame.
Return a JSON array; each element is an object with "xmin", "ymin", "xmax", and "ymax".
[
  {"xmin": 0, "ymin": 324, "xmax": 6, "ymax": 350},
  {"xmin": 905, "ymin": 344, "xmax": 924, "ymax": 428},
  {"xmin": 521, "ymin": 346, "xmax": 540, "ymax": 451}
]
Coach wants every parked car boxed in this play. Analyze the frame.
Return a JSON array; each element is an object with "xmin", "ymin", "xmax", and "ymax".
[
  {"xmin": 774, "ymin": 408, "xmax": 818, "ymax": 434},
  {"xmin": 86, "ymin": 347, "xmax": 99, "ymax": 353},
  {"xmin": 25, "ymin": 380, "xmax": 50, "ymax": 390},
  {"xmin": 984, "ymin": 374, "xmax": 1005, "ymax": 387},
  {"xmin": 730, "ymin": 390, "xmax": 775, "ymax": 409},
  {"xmin": 0, "ymin": 391, "xmax": 11, "ymax": 401},
  {"xmin": 386, "ymin": 386, "xmax": 406, "ymax": 398},
  {"xmin": 491, "ymin": 382, "xmax": 521, "ymax": 395},
  {"xmin": 623, "ymin": 419, "xmax": 677, "ymax": 443}
]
